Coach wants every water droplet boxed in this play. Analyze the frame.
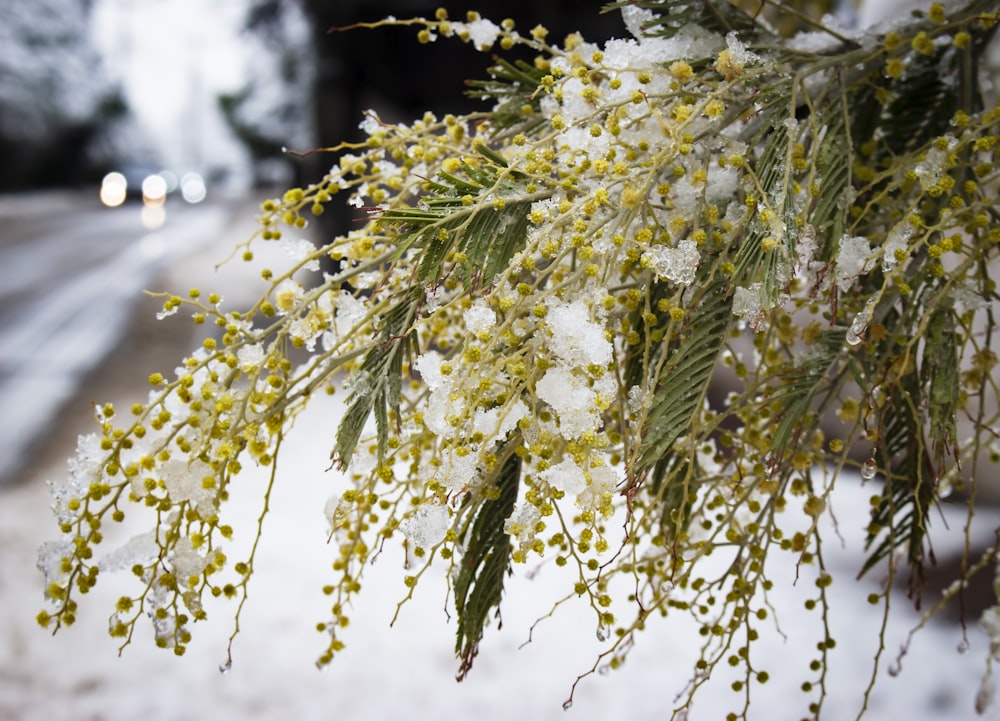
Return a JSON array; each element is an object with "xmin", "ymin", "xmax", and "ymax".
[
  {"xmin": 958, "ymin": 639, "xmax": 970, "ymax": 654},
  {"xmin": 562, "ymin": 700, "xmax": 573, "ymax": 711},
  {"xmin": 888, "ymin": 661, "xmax": 901, "ymax": 677},
  {"xmin": 861, "ymin": 458, "xmax": 878, "ymax": 481},
  {"xmin": 219, "ymin": 660, "xmax": 232, "ymax": 675},
  {"xmin": 596, "ymin": 626, "xmax": 608, "ymax": 642},
  {"xmin": 598, "ymin": 664, "xmax": 611, "ymax": 676}
]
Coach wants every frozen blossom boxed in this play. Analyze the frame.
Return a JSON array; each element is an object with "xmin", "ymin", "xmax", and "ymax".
[
  {"xmin": 577, "ymin": 464, "xmax": 618, "ymax": 510},
  {"xmin": 237, "ymin": 343, "xmax": 266, "ymax": 374}
]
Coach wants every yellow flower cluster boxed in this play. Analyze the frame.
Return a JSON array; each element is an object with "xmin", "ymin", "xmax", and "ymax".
[{"xmin": 38, "ymin": 3, "xmax": 1000, "ymax": 718}]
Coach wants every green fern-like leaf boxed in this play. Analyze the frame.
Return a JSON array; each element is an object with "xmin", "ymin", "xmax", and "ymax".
[
  {"xmin": 454, "ymin": 441, "xmax": 521, "ymax": 679},
  {"xmin": 638, "ymin": 282, "xmax": 732, "ymax": 470},
  {"xmin": 332, "ymin": 289, "xmax": 420, "ymax": 470}
]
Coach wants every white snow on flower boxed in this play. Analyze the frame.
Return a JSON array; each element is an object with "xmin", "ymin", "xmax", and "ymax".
[
  {"xmin": 237, "ymin": 343, "xmax": 265, "ymax": 373},
  {"xmin": 170, "ymin": 537, "xmax": 208, "ymax": 581},
  {"xmin": 474, "ymin": 399, "xmax": 528, "ymax": 441},
  {"xmin": 358, "ymin": 110, "xmax": 381, "ymax": 136},
  {"xmin": 540, "ymin": 457, "xmax": 587, "ymax": 496},
  {"xmin": 536, "ymin": 366, "xmax": 600, "ymax": 439},
  {"xmin": 503, "ymin": 502, "xmax": 540, "ymax": 543},
  {"xmin": 463, "ymin": 300, "xmax": 496, "ymax": 334},
  {"xmin": 273, "ymin": 278, "xmax": 304, "ymax": 314},
  {"xmin": 413, "ymin": 350, "xmax": 448, "ymax": 391},
  {"xmin": 882, "ymin": 223, "xmax": 912, "ymax": 272},
  {"xmin": 835, "ymin": 234, "xmax": 875, "ymax": 292},
  {"xmin": 644, "ymin": 239, "xmax": 701, "ymax": 286},
  {"xmin": 577, "ymin": 464, "xmax": 619, "ymax": 510},
  {"xmin": 36, "ymin": 539, "xmax": 75, "ymax": 588},
  {"xmin": 281, "ymin": 237, "xmax": 320, "ymax": 271},
  {"xmin": 434, "ymin": 449, "xmax": 479, "ymax": 492},
  {"xmin": 400, "ymin": 503, "xmax": 450, "ymax": 549},
  {"xmin": 725, "ymin": 31, "xmax": 759, "ymax": 66},
  {"xmin": 545, "ymin": 299, "xmax": 612, "ymax": 368},
  {"xmin": 161, "ymin": 459, "xmax": 216, "ymax": 517},
  {"xmin": 914, "ymin": 136, "xmax": 957, "ymax": 191},
  {"xmin": 332, "ymin": 290, "xmax": 368, "ymax": 338},
  {"xmin": 732, "ymin": 282, "xmax": 765, "ymax": 329},
  {"xmin": 464, "ymin": 18, "xmax": 501, "ymax": 50},
  {"xmin": 97, "ymin": 531, "xmax": 158, "ymax": 573}
]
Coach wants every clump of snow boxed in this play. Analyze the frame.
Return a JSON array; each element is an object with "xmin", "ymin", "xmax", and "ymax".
[
  {"xmin": 400, "ymin": 503, "xmax": 450, "ymax": 548},
  {"xmin": 620, "ymin": 5, "xmax": 655, "ymax": 40},
  {"xmin": 536, "ymin": 367, "xmax": 599, "ymax": 439},
  {"xmin": 545, "ymin": 299, "xmax": 612, "ymax": 368},
  {"xmin": 465, "ymin": 18, "xmax": 502, "ymax": 50},
  {"xmin": 882, "ymin": 224, "xmax": 912, "ymax": 272},
  {"xmin": 725, "ymin": 31, "xmax": 759, "ymax": 66},
  {"xmin": 540, "ymin": 457, "xmax": 587, "ymax": 496},
  {"xmin": 644, "ymin": 239, "xmax": 701, "ymax": 286},
  {"xmin": 732, "ymin": 282, "xmax": 765, "ymax": 329},
  {"xmin": 463, "ymin": 300, "xmax": 496, "ymax": 334},
  {"xmin": 835, "ymin": 234, "xmax": 875, "ymax": 292}
]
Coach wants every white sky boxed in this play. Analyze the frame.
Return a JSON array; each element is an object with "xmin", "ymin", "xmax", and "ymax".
[{"xmin": 89, "ymin": 0, "xmax": 253, "ymax": 171}]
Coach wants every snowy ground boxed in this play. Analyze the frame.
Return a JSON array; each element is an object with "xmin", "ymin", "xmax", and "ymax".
[{"xmin": 3, "ymin": 209, "xmax": 1000, "ymax": 721}]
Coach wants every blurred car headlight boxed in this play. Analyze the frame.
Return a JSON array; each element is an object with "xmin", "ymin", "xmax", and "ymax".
[
  {"xmin": 142, "ymin": 174, "xmax": 168, "ymax": 206},
  {"xmin": 99, "ymin": 171, "xmax": 128, "ymax": 207},
  {"xmin": 180, "ymin": 172, "xmax": 206, "ymax": 204}
]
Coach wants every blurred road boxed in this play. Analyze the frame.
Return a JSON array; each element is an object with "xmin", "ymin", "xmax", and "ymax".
[{"xmin": 0, "ymin": 192, "xmax": 253, "ymax": 485}]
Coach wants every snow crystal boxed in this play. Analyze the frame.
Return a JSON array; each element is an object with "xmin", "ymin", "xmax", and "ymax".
[
  {"xmin": 333, "ymin": 291, "xmax": 368, "ymax": 337},
  {"xmin": 545, "ymin": 299, "xmax": 613, "ymax": 368},
  {"xmin": 835, "ymin": 234, "xmax": 874, "ymax": 292},
  {"xmin": 400, "ymin": 503, "xmax": 450, "ymax": 548},
  {"xmin": 540, "ymin": 457, "xmax": 586, "ymax": 496},
  {"xmin": 463, "ymin": 300, "xmax": 496, "ymax": 334},
  {"xmin": 162, "ymin": 459, "xmax": 215, "ymax": 517},
  {"xmin": 644, "ymin": 239, "xmax": 701, "ymax": 286},
  {"xmin": 434, "ymin": 449, "xmax": 479, "ymax": 492}
]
